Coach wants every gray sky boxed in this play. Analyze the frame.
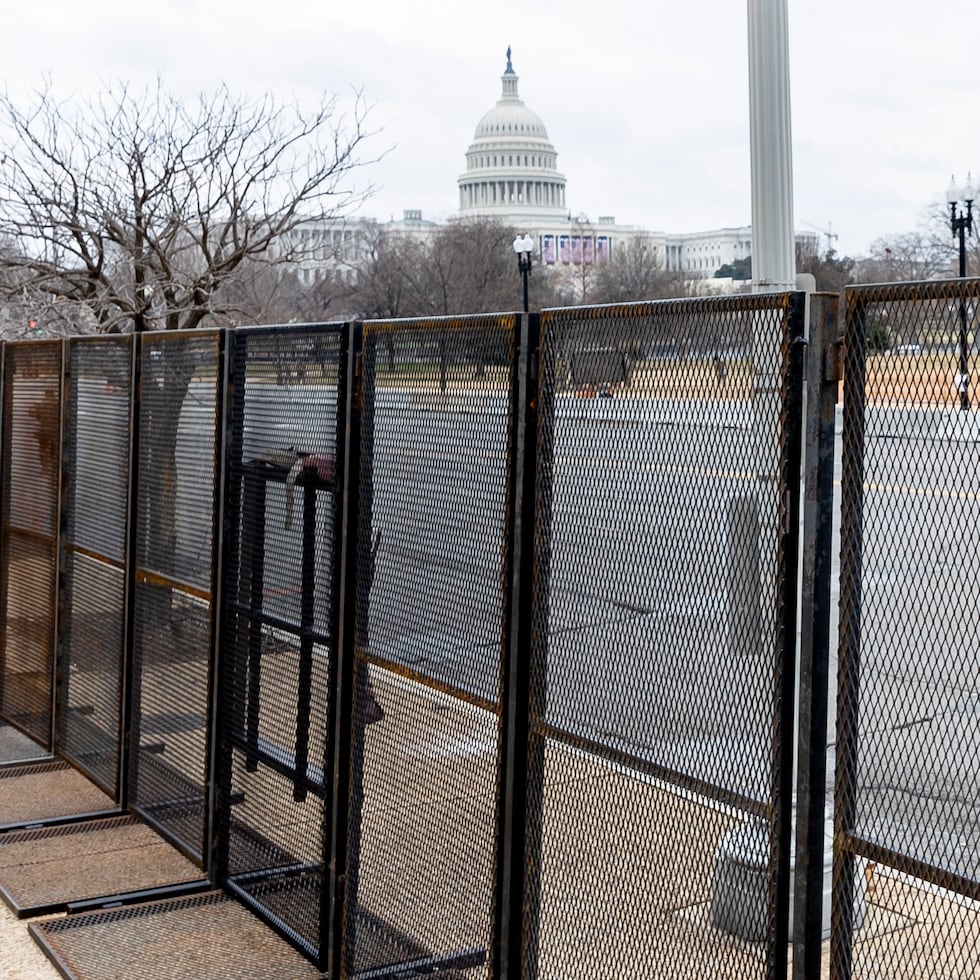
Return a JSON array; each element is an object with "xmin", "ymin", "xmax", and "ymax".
[{"xmin": 4, "ymin": 0, "xmax": 980, "ymax": 257}]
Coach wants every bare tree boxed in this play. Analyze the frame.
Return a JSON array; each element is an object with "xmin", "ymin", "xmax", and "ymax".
[
  {"xmin": 215, "ymin": 255, "xmax": 358, "ymax": 326},
  {"xmin": 0, "ymin": 79, "xmax": 378, "ymax": 622},
  {"xmin": 345, "ymin": 222, "xmax": 427, "ymax": 319},
  {"xmin": 424, "ymin": 217, "xmax": 535, "ymax": 315},
  {"xmin": 795, "ymin": 239, "xmax": 855, "ymax": 293},
  {"xmin": 853, "ymin": 230, "xmax": 951, "ymax": 284},
  {"xmin": 0, "ymin": 79, "xmax": 376, "ymax": 335},
  {"xmin": 918, "ymin": 199, "xmax": 980, "ymax": 278},
  {"xmin": 346, "ymin": 216, "xmax": 554, "ymax": 319},
  {"xmin": 589, "ymin": 234, "xmax": 687, "ymax": 304}
]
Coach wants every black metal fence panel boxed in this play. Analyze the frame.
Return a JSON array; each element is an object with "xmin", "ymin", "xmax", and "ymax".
[
  {"xmin": 129, "ymin": 330, "xmax": 223, "ymax": 865},
  {"xmin": 342, "ymin": 316, "xmax": 518, "ymax": 978},
  {"xmin": 216, "ymin": 324, "xmax": 347, "ymax": 962},
  {"xmin": 522, "ymin": 296, "xmax": 806, "ymax": 979},
  {"xmin": 56, "ymin": 337, "xmax": 133, "ymax": 797},
  {"xmin": 833, "ymin": 280, "xmax": 980, "ymax": 978},
  {"xmin": 0, "ymin": 341, "xmax": 63, "ymax": 750}
]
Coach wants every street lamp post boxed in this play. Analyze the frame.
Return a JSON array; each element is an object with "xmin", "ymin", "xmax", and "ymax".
[
  {"xmin": 948, "ymin": 174, "xmax": 975, "ymax": 410},
  {"xmin": 513, "ymin": 234, "xmax": 533, "ymax": 313}
]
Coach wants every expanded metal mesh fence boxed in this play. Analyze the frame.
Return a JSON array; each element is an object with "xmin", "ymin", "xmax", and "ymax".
[
  {"xmin": 833, "ymin": 280, "xmax": 980, "ymax": 978},
  {"xmin": 342, "ymin": 316, "xmax": 517, "ymax": 978},
  {"xmin": 522, "ymin": 296, "xmax": 806, "ymax": 979},
  {"xmin": 216, "ymin": 324, "xmax": 347, "ymax": 962},
  {"xmin": 56, "ymin": 337, "xmax": 133, "ymax": 796},
  {"xmin": 0, "ymin": 341, "xmax": 63, "ymax": 751},
  {"xmin": 129, "ymin": 330, "xmax": 223, "ymax": 864}
]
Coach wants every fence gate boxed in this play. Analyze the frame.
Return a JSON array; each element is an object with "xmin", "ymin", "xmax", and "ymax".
[
  {"xmin": 214, "ymin": 323, "xmax": 348, "ymax": 965},
  {"xmin": 127, "ymin": 330, "xmax": 224, "ymax": 864},
  {"xmin": 55, "ymin": 336, "xmax": 134, "ymax": 797},
  {"xmin": 833, "ymin": 280, "xmax": 980, "ymax": 977},
  {"xmin": 0, "ymin": 341, "xmax": 63, "ymax": 752},
  {"xmin": 518, "ymin": 296, "xmax": 806, "ymax": 978}
]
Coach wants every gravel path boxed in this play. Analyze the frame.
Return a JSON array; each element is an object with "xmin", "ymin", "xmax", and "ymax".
[{"xmin": 0, "ymin": 902, "xmax": 62, "ymax": 979}]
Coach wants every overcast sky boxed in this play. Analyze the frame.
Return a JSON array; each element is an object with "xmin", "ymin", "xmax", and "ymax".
[{"xmin": 4, "ymin": 1, "xmax": 980, "ymax": 257}]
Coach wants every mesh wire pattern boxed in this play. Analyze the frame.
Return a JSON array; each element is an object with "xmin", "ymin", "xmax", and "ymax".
[
  {"xmin": 129, "ymin": 330, "xmax": 223, "ymax": 864},
  {"xmin": 522, "ymin": 295, "xmax": 805, "ymax": 979},
  {"xmin": 56, "ymin": 336, "xmax": 133, "ymax": 797},
  {"xmin": 343, "ymin": 314, "xmax": 518, "ymax": 978},
  {"xmin": 0, "ymin": 291, "xmax": 918, "ymax": 977},
  {"xmin": 0, "ymin": 341, "xmax": 63, "ymax": 750},
  {"xmin": 832, "ymin": 279, "xmax": 980, "ymax": 978}
]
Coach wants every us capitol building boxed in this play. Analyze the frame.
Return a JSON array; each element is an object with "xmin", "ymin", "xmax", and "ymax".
[{"xmin": 291, "ymin": 50, "xmax": 814, "ymax": 289}]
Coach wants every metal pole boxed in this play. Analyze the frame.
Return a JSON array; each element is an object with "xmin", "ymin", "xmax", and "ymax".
[
  {"xmin": 831, "ymin": 295, "xmax": 870, "ymax": 980},
  {"xmin": 748, "ymin": 0, "xmax": 797, "ymax": 292},
  {"xmin": 745, "ymin": 11, "xmax": 798, "ymax": 977},
  {"xmin": 493, "ymin": 312, "xmax": 544, "ymax": 979},
  {"xmin": 957, "ymin": 219, "xmax": 970, "ymax": 410},
  {"xmin": 793, "ymin": 293, "xmax": 841, "ymax": 976}
]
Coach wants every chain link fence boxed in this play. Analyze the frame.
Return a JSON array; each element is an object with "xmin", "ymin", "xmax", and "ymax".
[
  {"xmin": 215, "ymin": 323, "xmax": 347, "ymax": 965},
  {"xmin": 128, "ymin": 330, "xmax": 224, "ymax": 864},
  {"xmin": 10, "ymin": 282, "xmax": 979, "ymax": 977},
  {"xmin": 56, "ymin": 336, "xmax": 133, "ymax": 797}
]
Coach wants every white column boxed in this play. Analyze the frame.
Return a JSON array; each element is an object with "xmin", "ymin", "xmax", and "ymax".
[{"xmin": 748, "ymin": 0, "xmax": 796, "ymax": 290}]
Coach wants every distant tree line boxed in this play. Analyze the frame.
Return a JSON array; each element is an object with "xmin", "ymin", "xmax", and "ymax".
[{"xmin": 0, "ymin": 78, "xmax": 976, "ymax": 340}]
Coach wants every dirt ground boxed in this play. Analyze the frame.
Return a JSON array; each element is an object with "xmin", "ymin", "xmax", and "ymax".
[{"xmin": 0, "ymin": 901, "xmax": 62, "ymax": 980}]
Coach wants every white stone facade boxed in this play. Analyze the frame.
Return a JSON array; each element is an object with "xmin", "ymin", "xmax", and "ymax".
[
  {"xmin": 289, "ymin": 50, "xmax": 816, "ymax": 287},
  {"xmin": 458, "ymin": 48, "xmax": 568, "ymax": 222}
]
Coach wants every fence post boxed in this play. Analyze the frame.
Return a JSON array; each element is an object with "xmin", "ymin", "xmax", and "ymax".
[
  {"xmin": 493, "ymin": 311, "xmax": 544, "ymax": 979},
  {"xmin": 830, "ymin": 293, "xmax": 868, "ymax": 980},
  {"xmin": 325, "ymin": 320, "xmax": 366, "ymax": 978},
  {"xmin": 118, "ymin": 334, "xmax": 143, "ymax": 813},
  {"xmin": 793, "ymin": 292, "xmax": 841, "ymax": 974},
  {"xmin": 762, "ymin": 293, "xmax": 807, "ymax": 979},
  {"xmin": 208, "ymin": 327, "xmax": 240, "ymax": 883}
]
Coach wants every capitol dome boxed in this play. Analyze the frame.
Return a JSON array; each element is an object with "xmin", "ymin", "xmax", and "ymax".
[{"xmin": 458, "ymin": 49, "xmax": 567, "ymax": 221}]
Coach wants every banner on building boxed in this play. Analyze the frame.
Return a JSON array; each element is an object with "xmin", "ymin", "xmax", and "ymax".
[
  {"xmin": 559, "ymin": 235, "xmax": 570, "ymax": 264},
  {"xmin": 542, "ymin": 235, "xmax": 556, "ymax": 265}
]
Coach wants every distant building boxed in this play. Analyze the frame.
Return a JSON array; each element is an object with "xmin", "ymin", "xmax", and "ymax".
[
  {"xmin": 456, "ymin": 48, "xmax": 652, "ymax": 278},
  {"xmin": 288, "ymin": 49, "xmax": 815, "ymax": 290}
]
